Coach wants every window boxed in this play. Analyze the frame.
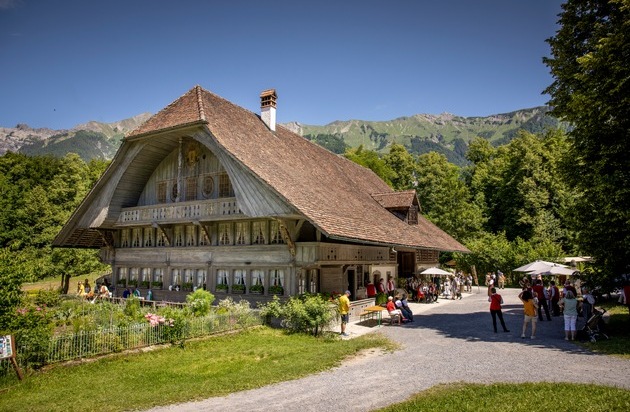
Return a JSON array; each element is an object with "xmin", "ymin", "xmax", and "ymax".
[
  {"xmin": 185, "ymin": 177, "xmax": 197, "ymax": 201},
  {"xmin": 196, "ymin": 269, "xmax": 206, "ymax": 289},
  {"xmin": 185, "ymin": 225, "xmax": 196, "ymax": 246},
  {"xmin": 202, "ymin": 175, "xmax": 214, "ymax": 199},
  {"xmin": 143, "ymin": 228, "xmax": 154, "ymax": 247},
  {"xmin": 130, "ymin": 267, "xmax": 139, "ymax": 283},
  {"xmin": 218, "ymin": 223, "xmax": 232, "ymax": 245},
  {"xmin": 153, "ymin": 268, "xmax": 163, "ymax": 287},
  {"xmin": 218, "ymin": 173, "xmax": 234, "ymax": 197},
  {"xmin": 270, "ymin": 221, "xmax": 284, "ymax": 244},
  {"xmin": 184, "ymin": 269, "xmax": 195, "ymax": 287},
  {"xmin": 217, "ymin": 269, "xmax": 229, "ymax": 285},
  {"xmin": 141, "ymin": 268, "xmax": 151, "ymax": 288},
  {"xmin": 156, "ymin": 230, "xmax": 168, "ymax": 247},
  {"xmin": 234, "ymin": 269, "xmax": 246, "ymax": 285},
  {"xmin": 174, "ymin": 226, "xmax": 184, "ymax": 247},
  {"xmin": 235, "ymin": 222, "xmax": 249, "ymax": 245},
  {"xmin": 252, "ymin": 221, "xmax": 267, "ymax": 244},
  {"xmin": 120, "ymin": 229, "xmax": 130, "ymax": 248},
  {"xmin": 132, "ymin": 228, "xmax": 142, "ymax": 247},
  {"xmin": 170, "ymin": 180, "xmax": 179, "ymax": 202},
  {"xmin": 297, "ymin": 270, "xmax": 306, "ymax": 294},
  {"xmin": 171, "ymin": 269, "xmax": 181, "ymax": 288},
  {"xmin": 199, "ymin": 226, "xmax": 210, "ymax": 246},
  {"xmin": 252, "ymin": 269, "xmax": 265, "ymax": 286},
  {"xmin": 117, "ymin": 267, "xmax": 128, "ymax": 285},
  {"xmin": 157, "ymin": 181, "xmax": 167, "ymax": 203},
  {"xmin": 270, "ymin": 269, "xmax": 284, "ymax": 287},
  {"xmin": 407, "ymin": 205, "xmax": 418, "ymax": 225}
]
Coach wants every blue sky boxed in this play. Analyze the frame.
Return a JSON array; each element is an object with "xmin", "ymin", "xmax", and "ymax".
[{"xmin": 0, "ymin": 0, "xmax": 563, "ymax": 130}]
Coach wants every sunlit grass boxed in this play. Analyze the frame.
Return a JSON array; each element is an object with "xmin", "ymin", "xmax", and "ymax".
[
  {"xmin": 377, "ymin": 382, "xmax": 630, "ymax": 412},
  {"xmin": 0, "ymin": 327, "xmax": 395, "ymax": 412}
]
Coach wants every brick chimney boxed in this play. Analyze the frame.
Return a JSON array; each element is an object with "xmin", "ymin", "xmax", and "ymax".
[{"xmin": 260, "ymin": 89, "xmax": 277, "ymax": 131}]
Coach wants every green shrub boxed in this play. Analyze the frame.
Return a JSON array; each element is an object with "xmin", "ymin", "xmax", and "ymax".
[
  {"xmin": 33, "ymin": 289, "xmax": 62, "ymax": 308},
  {"xmin": 123, "ymin": 297, "xmax": 143, "ymax": 321},
  {"xmin": 186, "ymin": 289, "xmax": 215, "ymax": 317},
  {"xmin": 11, "ymin": 305, "xmax": 53, "ymax": 369},
  {"xmin": 258, "ymin": 293, "xmax": 336, "ymax": 336}
]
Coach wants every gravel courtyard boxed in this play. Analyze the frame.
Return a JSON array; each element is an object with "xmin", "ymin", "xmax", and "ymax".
[{"xmin": 147, "ymin": 287, "xmax": 630, "ymax": 412}]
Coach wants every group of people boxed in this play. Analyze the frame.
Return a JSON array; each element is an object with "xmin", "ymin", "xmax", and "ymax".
[
  {"xmin": 76, "ymin": 278, "xmax": 111, "ymax": 300},
  {"xmin": 386, "ymin": 294, "xmax": 414, "ymax": 324},
  {"xmin": 486, "ymin": 271, "xmax": 506, "ymax": 290},
  {"xmin": 488, "ymin": 275, "xmax": 593, "ymax": 341},
  {"xmin": 122, "ymin": 286, "xmax": 154, "ymax": 301}
]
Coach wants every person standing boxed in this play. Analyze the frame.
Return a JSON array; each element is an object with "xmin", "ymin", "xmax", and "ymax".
[
  {"xmin": 498, "ymin": 272, "xmax": 506, "ymax": 289},
  {"xmin": 559, "ymin": 290, "xmax": 580, "ymax": 341},
  {"xmin": 488, "ymin": 287, "xmax": 510, "ymax": 333},
  {"xmin": 386, "ymin": 275, "xmax": 396, "ymax": 297},
  {"xmin": 518, "ymin": 290, "xmax": 538, "ymax": 339},
  {"xmin": 549, "ymin": 281, "xmax": 560, "ymax": 316},
  {"xmin": 338, "ymin": 290, "xmax": 351, "ymax": 336},
  {"xmin": 532, "ymin": 279, "xmax": 552, "ymax": 321}
]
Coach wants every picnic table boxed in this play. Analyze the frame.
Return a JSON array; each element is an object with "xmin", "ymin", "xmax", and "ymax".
[{"xmin": 360, "ymin": 305, "xmax": 387, "ymax": 326}]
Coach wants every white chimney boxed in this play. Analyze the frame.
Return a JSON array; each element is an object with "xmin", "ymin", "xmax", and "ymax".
[{"xmin": 260, "ymin": 89, "xmax": 277, "ymax": 131}]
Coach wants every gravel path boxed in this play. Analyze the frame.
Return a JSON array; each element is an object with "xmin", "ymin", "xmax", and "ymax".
[{"xmin": 146, "ymin": 288, "xmax": 630, "ymax": 412}]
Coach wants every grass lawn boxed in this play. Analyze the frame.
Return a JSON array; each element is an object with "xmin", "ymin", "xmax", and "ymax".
[
  {"xmin": 376, "ymin": 382, "xmax": 630, "ymax": 412},
  {"xmin": 0, "ymin": 327, "xmax": 395, "ymax": 412},
  {"xmin": 578, "ymin": 301, "xmax": 630, "ymax": 359}
]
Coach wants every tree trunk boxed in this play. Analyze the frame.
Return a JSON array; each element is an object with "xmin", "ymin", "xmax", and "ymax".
[{"xmin": 61, "ymin": 274, "xmax": 71, "ymax": 294}]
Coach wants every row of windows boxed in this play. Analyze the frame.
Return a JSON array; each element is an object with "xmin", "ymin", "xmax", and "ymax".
[
  {"xmin": 156, "ymin": 173, "xmax": 234, "ymax": 203},
  {"xmin": 116, "ymin": 267, "xmax": 306, "ymax": 295},
  {"xmin": 119, "ymin": 220, "xmax": 286, "ymax": 248}
]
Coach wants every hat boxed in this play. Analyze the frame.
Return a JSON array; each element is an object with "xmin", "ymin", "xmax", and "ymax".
[
  {"xmin": 388, "ymin": 296, "xmax": 393, "ymax": 300},
  {"xmin": 344, "ymin": 290, "xmax": 351, "ymax": 295}
]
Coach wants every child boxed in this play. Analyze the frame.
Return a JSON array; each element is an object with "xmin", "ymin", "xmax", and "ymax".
[{"xmin": 518, "ymin": 289, "xmax": 538, "ymax": 339}]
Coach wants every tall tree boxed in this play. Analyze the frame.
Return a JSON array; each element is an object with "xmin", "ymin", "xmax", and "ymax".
[
  {"xmin": 415, "ymin": 152, "xmax": 485, "ymax": 241},
  {"xmin": 382, "ymin": 143, "xmax": 418, "ymax": 190},
  {"xmin": 544, "ymin": 0, "xmax": 630, "ymax": 281}
]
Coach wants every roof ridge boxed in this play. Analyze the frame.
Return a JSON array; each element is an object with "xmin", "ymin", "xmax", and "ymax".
[{"xmin": 195, "ymin": 85, "xmax": 206, "ymax": 121}]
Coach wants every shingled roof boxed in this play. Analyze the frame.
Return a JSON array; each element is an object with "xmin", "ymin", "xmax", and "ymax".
[{"xmin": 122, "ymin": 86, "xmax": 468, "ymax": 253}]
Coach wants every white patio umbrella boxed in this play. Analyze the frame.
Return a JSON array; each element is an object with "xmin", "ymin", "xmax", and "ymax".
[
  {"xmin": 529, "ymin": 265, "xmax": 577, "ymax": 276},
  {"xmin": 420, "ymin": 267, "xmax": 452, "ymax": 276},
  {"xmin": 513, "ymin": 260, "xmax": 568, "ymax": 273}
]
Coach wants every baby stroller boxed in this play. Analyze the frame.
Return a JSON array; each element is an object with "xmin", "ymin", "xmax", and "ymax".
[{"xmin": 580, "ymin": 307, "xmax": 609, "ymax": 342}]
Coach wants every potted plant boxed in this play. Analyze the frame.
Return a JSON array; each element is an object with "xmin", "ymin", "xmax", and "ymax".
[
  {"xmin": 232, "ymin": 284, "xmax": 245, "ymax": 293},
  {"xmin": 268, "ymin": 285, "xmax": 284, "ymax": 295},
  {"xmin": 183, "ymin": 282, "xmax": 194, "ymax": 291},
  {"xmin": 117, "ymin": 279, "xmax": 126, "ymax": 288},
  {"xmin": 153, "ymin": 281, "xmax": 163, "ymax": 289},
  {"xmin": 128, "ymin": 279, "xmax": 138, "ymax": 287},
  {"xmin": 141, "ymin": 280, "xmax": 151, "ymax": 288},
  {"xmin": 250, "ymin": 284, "xmax": 264, "ymax": 294},
  {"xmin": 216, "ymin": 283, "xmax": 228, "ymax": 293}
]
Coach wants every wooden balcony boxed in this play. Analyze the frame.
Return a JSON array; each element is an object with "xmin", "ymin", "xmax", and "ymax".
[
  {"xmin": 116, "ymin": 198, "xmax": 242, "ymax": 226},
  {"xmin": 296, "ymin": 242, "xmax": 394, "ymax": 264}
]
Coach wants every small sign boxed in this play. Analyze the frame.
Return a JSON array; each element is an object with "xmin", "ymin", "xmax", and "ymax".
[
  {"xmin": 0, "ymin": 335, "xmax": 13, "ymax": 360},
  {"xmin": 1, "ymin": 335, "xmax": 23, "ymax": 380}
]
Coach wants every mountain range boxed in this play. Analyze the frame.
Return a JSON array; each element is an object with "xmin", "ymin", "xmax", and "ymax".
[{"xmin": 0, "ymin": 107, "xmax": 561, "ymax": 166}]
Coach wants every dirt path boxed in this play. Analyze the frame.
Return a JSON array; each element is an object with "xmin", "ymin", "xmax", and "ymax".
[{"xmin": 146, "ymin": 288, "xmax": 630, "ymax": 412}]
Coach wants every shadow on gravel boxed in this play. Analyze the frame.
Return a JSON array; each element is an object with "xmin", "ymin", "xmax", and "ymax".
[{"xmin": 396, "ymin": 305, "xmax": 598, "ymax": 355}]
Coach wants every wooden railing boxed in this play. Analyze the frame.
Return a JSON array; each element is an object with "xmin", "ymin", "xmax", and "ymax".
[{"xmin": 117, "ymin": 198, "xmax": 242, "ymax": 225}]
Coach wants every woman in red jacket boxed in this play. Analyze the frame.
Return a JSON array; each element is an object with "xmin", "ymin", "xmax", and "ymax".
[{"xmin": 488, "ymin": 287, "xmax": 510, "ymax": 333}]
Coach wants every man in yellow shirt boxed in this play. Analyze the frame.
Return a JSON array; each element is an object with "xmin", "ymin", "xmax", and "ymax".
[{"xmin": 338, "ymin": 290, "xmax": 351, "ymax": 336}]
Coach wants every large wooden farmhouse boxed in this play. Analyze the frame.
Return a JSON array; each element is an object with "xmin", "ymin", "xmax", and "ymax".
[{"xmin": 53, "ymin": 86, "xmax": 468, "ymax": 303}]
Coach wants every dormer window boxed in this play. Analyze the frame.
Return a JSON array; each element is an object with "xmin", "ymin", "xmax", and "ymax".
[{"xmin": 407, "ymin": 205, "xmax": 418, "ymax": 225}]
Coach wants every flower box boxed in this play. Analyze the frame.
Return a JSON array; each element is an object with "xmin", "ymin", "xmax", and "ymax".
[
  {"xmin": 232, "ymin": 284, "xmax": 245, "ymax": 294},
  {"xmin": 268, "ymin": 285, "xmax": 284, "ymax": 295},
  {"xmin": 249, "ymin": 284, "xmax": 264, "ymax": 294},
  {"xmin": 216, "ymin": 284, "xmax": 228, "ymax": 293}
]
